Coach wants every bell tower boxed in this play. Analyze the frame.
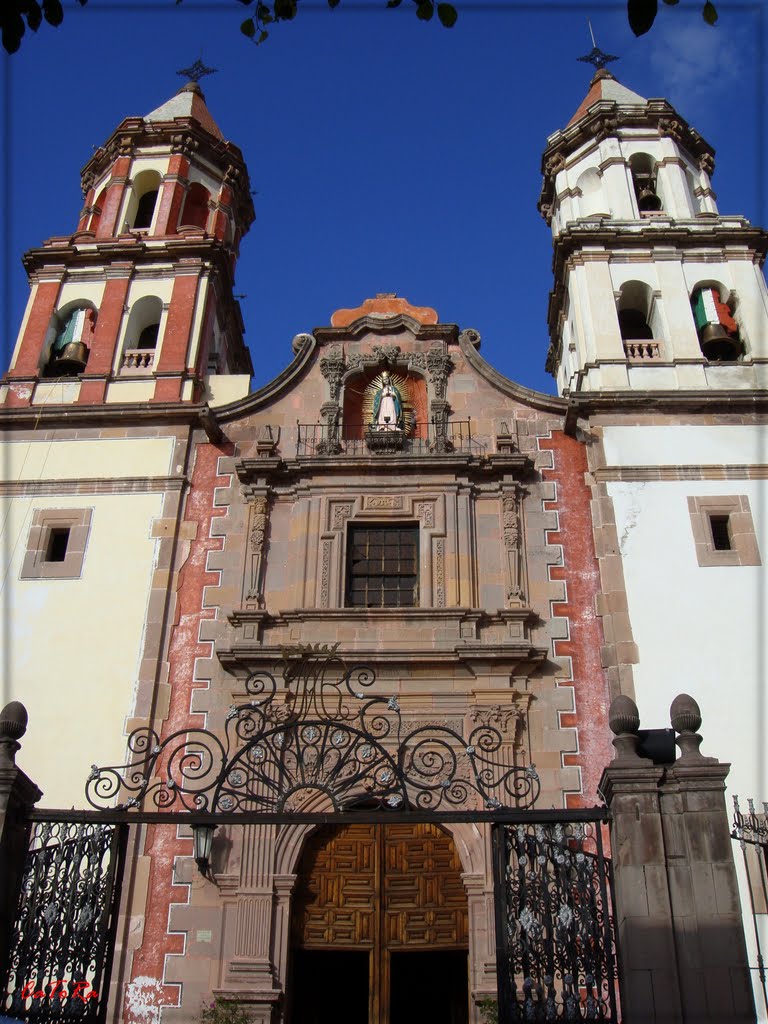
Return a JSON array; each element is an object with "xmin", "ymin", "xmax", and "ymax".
[
  {"xmin": 2, "ymin": 80, "xmax": 254, "ymax": 408},
  {"xmin": 539, "ymin": 68, "xmax": 768, "ymax": 396}
]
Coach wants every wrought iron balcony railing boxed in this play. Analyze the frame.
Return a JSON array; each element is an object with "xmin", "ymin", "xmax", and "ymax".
[{"xmin": 296, "ymin": 420, "xmax": 484, "ymax": 457}]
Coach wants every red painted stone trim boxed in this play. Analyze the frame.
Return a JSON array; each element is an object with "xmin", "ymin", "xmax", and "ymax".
[
  {"xmin": 97, "ymin": 157, "xmax": 132, "ymax": 238},
  {"xmin": 538, "ymin": 431, "xmax": 613, "ymax": 807},
  {"xmin": 7, "ymin": 279, "xmax": 62, "ymax": 380},
  {"xmin": 155, "ymin": 271, "xmax": 201, "ymax": 374},
  {"xmin": 124, "ymin": 442, "xmax": 234, "ymax": 1023}
]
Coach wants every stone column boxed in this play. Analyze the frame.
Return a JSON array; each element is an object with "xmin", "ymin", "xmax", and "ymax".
[
  {"xmin": 0, "ymin": 702, "xmax": 43, "ymax": 973},
  {"xmin": 600, "ymin": 693, "xmax": 754, "ymax": 1023}
]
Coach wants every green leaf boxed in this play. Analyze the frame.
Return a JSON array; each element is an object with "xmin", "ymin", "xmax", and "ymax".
[
  {"xmin": 257, "ymin": 28, "xmax": 269, "ymax": 42},
  {"xmin": 256, "ymin": 2, "xmax": 273, "ymax": 23},
  {"xmin": 662, "ymin": 0, "xmax": 679, "ymax": 5},
  {"xmin": 42, "ymin": 0, "xmax": 64, "ymax": 27},
  {"xmin": 1, "ymin": 10, "xmax": 26, "ymax": 53},
  {"xmin": 240, "ymin": 16, "xmax": 256, "ymax": 36},
  {"xmin": 328, "ymin": 0, "xmax": 341, "ymax": 8},
  {"xmin": 386, "ymin": 0, "xmax": 403, "ymax": 6},
  {"xmin": 274, "ymin": 0, "xmax": 297, "ymax": 19},
  {"xmin": 437, "ymin": 2, "xmax": 456, "ymax": 26},
  {"xmin": 702, "ymin": 0, "xmax": 717, "ymax": 24},
  {"xmin": 627, "ymin": 0, "xmax": 657, "ymax": 36},
  {"xmin": 416, "ymin": 0, "xmax": 433, "ymax": 20}
]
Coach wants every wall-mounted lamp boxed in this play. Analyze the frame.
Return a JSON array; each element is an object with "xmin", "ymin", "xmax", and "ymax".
[{"xmin": 192, "ymin": 824, "xmax": 217, "ymax": 878}]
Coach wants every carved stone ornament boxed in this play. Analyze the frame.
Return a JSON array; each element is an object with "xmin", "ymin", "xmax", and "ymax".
[
  {"xmin": 408, "ymin": 352, "xmax": 427, "ymax": 370},
  {"xmin": 594, "ymin": 117, "xmax": 618, "ymax": 142},
  {"xmin": 545, "ymin": 152, "xmax": 566, "ymax": 179},
  {"xmin": 469, "ymin": 705, "xmax": 525, "ymax": 747},
  {"xmin": 699, "ymin": 153, "xmax": 715, "ymax": 176},
  {"xmin": 426, "ymin": 345, "xmax": 453, "ymax": 401},
  {"xmin": 658, "ymin": 117, "xmax": 683, "ymax": 141},
  {"xmin": 459, "ymin": 328, "xmax": 481, "ymax": 349},
  {"xmin": 171, "ymin": 133, "xmax": 199, "ymax": 158},
  {"xmin": 246, "ymin": 496, "xmax": 269, "ymax": 603},
  {"xmin": 371, "ymin": 344, "xmax": 401, "ymax": 365},
  {"xmin": 501, "ymin": 490, "xmax": 525, "ymax": 606},
  {"xmin": 320, "ymin": 346, "xmax": 346, "ymax": 402}
]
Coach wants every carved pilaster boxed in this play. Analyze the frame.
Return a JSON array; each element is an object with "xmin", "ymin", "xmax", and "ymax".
[
  {"xmin": 319, "ymin": 345, "xmax": 345, "ymax": 401},
  {"xmin": 501, "ymin": 487, "xmax": 525, "ymax": 606},
  {"xmin": 426, "ymin": 344, "xmax": 453, "ymax": 400},
  {"xmin": 246, "ymin": 494, "xmax": 270, "ymax": 604}
]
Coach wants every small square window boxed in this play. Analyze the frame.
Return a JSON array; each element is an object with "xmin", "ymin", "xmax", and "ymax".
[
  {"xmin": 688, "ymin": 496, "xmax": 761, "ymax": 567},
  {"xmin": 346, "ymin": 523, "xmax": 419, "ymax": 608},
  {"xmin": 21, "ymin": 509, "xmax": 92, "ymax": 580}
]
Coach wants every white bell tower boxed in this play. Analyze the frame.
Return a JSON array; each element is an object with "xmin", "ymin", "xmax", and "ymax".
[{"xmin": 539, "ymin": 69, "xmax": 768, "ymax": 395}]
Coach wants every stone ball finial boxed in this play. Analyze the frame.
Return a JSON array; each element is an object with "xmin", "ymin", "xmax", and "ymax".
[
  {"xmin": 608, "ymin": 695, "xmax": 640, "ymax": 736},
  {"xmin": 0, "ymin": 701, "xmax": 28, "ymax": 742},
  {"xmin": 670, "ymin": 693, "xmax": 702, "ymax": 735}
]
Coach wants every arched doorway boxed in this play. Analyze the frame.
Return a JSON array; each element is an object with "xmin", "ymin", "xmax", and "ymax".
[{"xmin": 289, "ymin": 823, "xmax": 470, "ymax": 1024}]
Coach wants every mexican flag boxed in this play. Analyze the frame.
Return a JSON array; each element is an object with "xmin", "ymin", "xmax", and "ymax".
[{"xmin": 692, "ymin": 287, "xmax": 738, "ymax": 335}]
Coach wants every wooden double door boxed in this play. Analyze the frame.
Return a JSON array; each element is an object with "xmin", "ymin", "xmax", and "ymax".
[{"xmin": 290, "ymin": 823, "xmax": 469, "ymax": 1024}]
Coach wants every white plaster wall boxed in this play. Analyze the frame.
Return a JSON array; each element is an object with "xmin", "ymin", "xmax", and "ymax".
[
  {"xmin": 603, "ymin": 424, "xmax": 768, "ymax": 467},
  {"xmin": 0, "ymin": 490, "xmax": 164, "ymax": 806},
  {"xmin": 1, "ymin": 436, "xmax": 176, "ymax": 481}
]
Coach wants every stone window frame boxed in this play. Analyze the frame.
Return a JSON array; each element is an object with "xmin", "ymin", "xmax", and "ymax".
[
  {"xmin": 687, "ymin": 495, "xmax": 761, "ymax": 567},
  {"xmin": 20, "ymin": 508, "xmax": 93, "ymax": 580},
  {"xmin": 344, "ymin": 521, "xmax": 420, "ymax": 609}
]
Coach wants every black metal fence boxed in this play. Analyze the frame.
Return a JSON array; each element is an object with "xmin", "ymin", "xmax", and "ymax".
[
  {"xmin": 492, "ymin": 816, "xmax": 620, "ymax": 1022},
  {"xmin": 1, "ymin": 819, "xmax": 127, "ymax": 1023},
  {"xmin": 296, "ymin": 420, "xmax": 483, "ymax": 457}
]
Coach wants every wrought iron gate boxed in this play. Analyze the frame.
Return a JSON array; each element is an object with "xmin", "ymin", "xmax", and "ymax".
[
  {"xmin": 492, "ymin": 817, "xmax": 619, "ymax": 1022},
  {"xmin": 1, "ymin": 819, "xmax": 127, "ymax": 1023}
]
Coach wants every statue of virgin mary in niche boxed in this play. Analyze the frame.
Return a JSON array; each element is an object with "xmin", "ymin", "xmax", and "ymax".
[{"xmin": 371, "ymin": 372, "xmax": 404, "ymax": 431}]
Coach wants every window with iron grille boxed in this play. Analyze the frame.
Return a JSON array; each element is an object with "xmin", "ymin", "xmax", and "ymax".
[{"xmin": 346, "ymin": 524, "xmax": 419, "ymax": 608}]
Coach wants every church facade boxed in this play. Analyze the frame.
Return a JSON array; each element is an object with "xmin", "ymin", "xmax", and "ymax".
[{"xmin": 1, "ymin": 65, "xmax": 766, "ymax": 1024}]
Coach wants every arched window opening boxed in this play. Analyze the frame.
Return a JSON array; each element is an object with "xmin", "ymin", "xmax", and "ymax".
[
  {"xmin": 179, "ymin": 182, "xmax": 210, "ymax": 231},
  {"xmin": 121, "ymin": 296, "xmax": 163, "ymax": 373},
  {"xmin": 44, "ymin": 304, "xmax": 96, "ymax": 377},
  {"xmin": 691, "ymin": 286, "xmax": 743, "ymax": 362},
  {"xmin": 618, "ymin": 309, "xmax": 653, "ymax": 341},
  {"xmin": 134, "ymin": 189, "xmax": 159, "ymax": 230},
  {"xmin": 125, "ymin": 170, "xmax": 162, "ymax": 232},
  {"xmin": 629, "ymin": 154, "xmax": 663, "ymax": 214},
  {"xmin": 617, "ymin": 281, "xmax": 660, "ymax": 361}
]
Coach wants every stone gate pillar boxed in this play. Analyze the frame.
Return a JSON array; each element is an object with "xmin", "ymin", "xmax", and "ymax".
[
  {"xmin": 0, "ymin": 702, "xmax": 42, "ymax": 974},
  {"xmin": 600, "ymin": 693, "xmax": 754, "ymax": 1023}
]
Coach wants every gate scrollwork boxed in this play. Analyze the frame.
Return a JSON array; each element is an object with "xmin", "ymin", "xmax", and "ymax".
[{"xmin": 86, "ymin": 646, "xmax": 539, "ymax": 813}]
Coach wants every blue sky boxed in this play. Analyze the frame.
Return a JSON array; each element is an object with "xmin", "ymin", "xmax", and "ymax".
[{"xmin": 2, "ymin": 0, "xmax": 765, "ymax": 396}]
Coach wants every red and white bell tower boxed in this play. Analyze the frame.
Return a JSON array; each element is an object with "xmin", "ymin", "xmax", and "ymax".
[{"xmin": 2, "ymin": 80, "xmax": 254, "ymax": 408}]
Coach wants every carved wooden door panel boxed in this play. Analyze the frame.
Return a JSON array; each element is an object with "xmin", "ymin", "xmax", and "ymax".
[{"xmin": 291, "ymin": 823, "xmax": 468, "ymax": 1024}]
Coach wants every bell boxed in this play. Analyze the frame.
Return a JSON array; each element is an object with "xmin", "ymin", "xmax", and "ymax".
[
  {"xmin": 637, "ymin": 187, "xmax": 662, "ymax": 212},
  {"xmin": 699, "ymin": 323, "xmax": 742, "ymax": 362},
  {"xmin": 51, "ymin": 341, "xmax": 89, "ymax": 374}
]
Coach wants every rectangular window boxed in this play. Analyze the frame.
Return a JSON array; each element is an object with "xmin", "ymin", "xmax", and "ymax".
[
  {"xmin": 709, "ymin": 514, "xmax": 732, "ymax": 551},
  {"xmin": 688, "ymin": 495, "xmax": 761, "ymax": 567},
  {"xmin": 346, "ymin": 524, "xmax": 419, "ymax": 608},
  {"xmin": 21, "ymin": 509, "xmax": 92, "ymax": 580}
]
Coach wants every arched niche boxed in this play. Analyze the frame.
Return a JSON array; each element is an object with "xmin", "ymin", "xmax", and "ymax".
[
  {"xmin": 179, "ymin": 181, "xmax": 211, "ymax": 231},
  {"xmin": 575, "ymin": 166, "xmax": 608, "ymax": 219},
  {"xmin": 341, "ymin": 368, "xmax": 428, "ymax": 441},
  {"xmin": 87, "ymin": 187, "xmax": 108, "ymax": 235}
]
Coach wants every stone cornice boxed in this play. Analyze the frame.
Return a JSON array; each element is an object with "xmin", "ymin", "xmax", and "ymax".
[
  {"xmin": 457, "ymin": 332, "xmax": 565, "ymax": 415},
  {"xmin": 564, "ymin": 388, "xmax": 768, "ymax": 434}
]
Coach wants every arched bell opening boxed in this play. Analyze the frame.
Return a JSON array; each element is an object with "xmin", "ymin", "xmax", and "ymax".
[
  {"xmin": 287, "ymin": 822, "xmax": 470, "ymax": 1024},
  {"xmin": 119, "ymin": 295, "xmax": 164, "ymax": 373},
  {"xmin": 179, "ymin": 181, "xmax": 211, "ymax": 231},
  {"xmin": 691, "ymin": 283, "xmax": 743, "ymax": 362},
  {"xmin": 616, "ymin": 281, "xmax": 660, "ymax": 359},
  {"xmin": 42, "ymin": 302, "xmax": 97, "ymax": 377},
  {"xmin": 629, "ymin": 153, "xmax": 663, "ymax": 214},
  {"xmin": 123, "ymin": 170, "xmax": 162, "ymax": 232}
]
